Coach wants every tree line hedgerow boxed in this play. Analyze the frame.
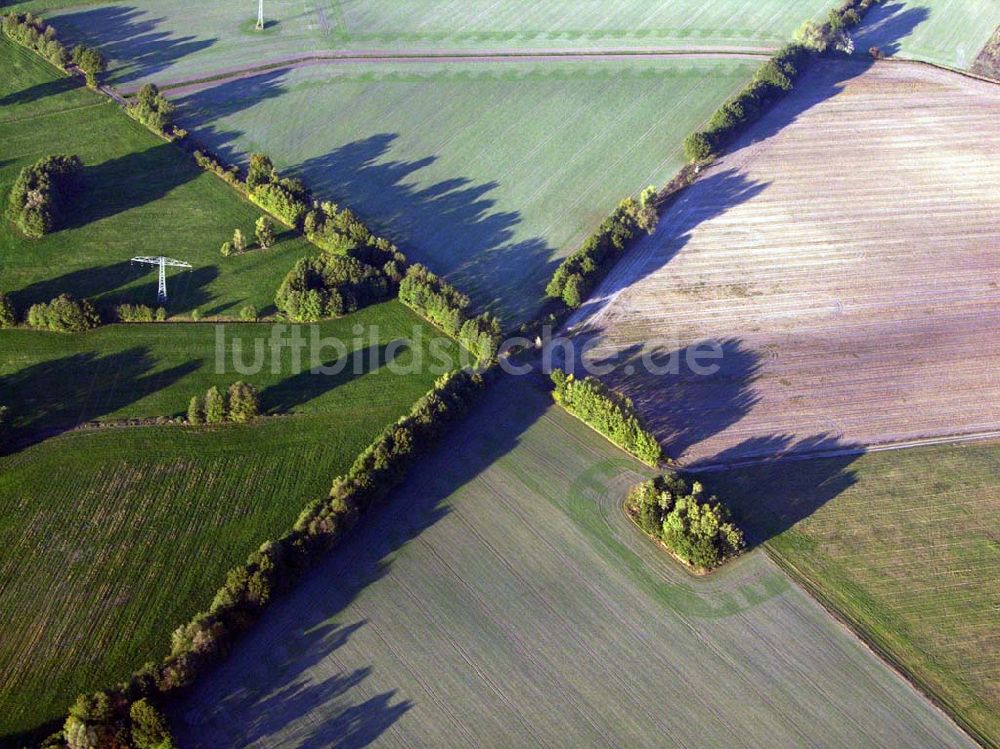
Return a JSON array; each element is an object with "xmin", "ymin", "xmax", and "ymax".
[
  {"xmin": 7, "ymin": 154, "xmax": 82, "ymax": 238},
  {"xmin": 45, "ymin": 369, "xmax": 485, "ymax": 749},
  {"xmin": 398, "ymin": 264, "xmax": 503, "ymax": 365},
  {"xmin": 543, "ymin": 1, "xmax": 883, "ymax": 319},
  {"xmin": 550, "ymin": 369, "xmax": 662, "ymax": 466},
  {"xmin": 1, "ymin": 12, "xmax": 106, "ymax": 87},
  {"xmin": 684, "ymin": 0, "xmax": 883, "ymax": 163},
  {"xmin": 625, "ymin": 473, "xmax": 745, "ymax": 571},
  {"xmin": 544, "ymin": 189, "xmax": 658, "ymax": 310}
]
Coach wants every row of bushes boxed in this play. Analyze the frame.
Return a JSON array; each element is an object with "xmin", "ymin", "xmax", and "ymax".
[
  {"xmin": 550, "ymin": 369, "xmax": 662, "ymax": 466},
  {"xmin": 545, "ymin": 190, "xmax": 657, "ymax": 310},
  {"xmin": 2, "ymin": 11, "xmax": 70, "ymax": 68},
  {"xmin": 52, "ymin": 368, "xmax": 485, "ymax": 747},
  {"xmin": 1, "ymin": 12, "xmax": 106, "ymax": 86},
  {"xmin": 54, "ymin": 693, "xmax": 174, "ymax": 749},
  {"xmin": 27, "ymin": 293, "xmax": 100, "ymax": 332},
  {"xmin": 115, "ymin": 303, "xmax": 167, "ymax": 323},
  {"xmin": 686, "ymin": 0, "xmax": 883, "ymax": 162},
  {"xmin": 7, "ymin": 154, "xmax": 83, "ymax": 238},
  {"xmin": 683, "ymin": 43, "xmax": 812, "ymax": 162},
  {"xmin": 193, "ymin": 149, "xmax": 242, "ymax": 189},
  {"xmin": 187, "ymin": 382, "xmax": 261, "ymax": 424},
  {"xmin": 625, "ymin": 474, "xmax": 745, "ymax": 570},
  {"xmin": 398, "ymin": 264, "xmax": 503, "ymax": 364}
]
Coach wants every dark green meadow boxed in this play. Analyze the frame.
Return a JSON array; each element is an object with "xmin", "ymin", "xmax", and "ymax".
[{"xmin": 0, "ymin": 37, "xmax": 313, "ymax": 317}]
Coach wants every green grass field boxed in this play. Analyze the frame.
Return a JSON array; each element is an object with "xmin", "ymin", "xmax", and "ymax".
[
  {"xmin": 853, "ymin": 0, "xmax": 1000, "ymax": 70},
  {"xmin": 35, "ymin": 0, "xmax": 836, "ymax": 88},
  {"xmin": 173, "ymin": 57, "xmax": 757, "ymax": 323},
  {"xmin": 0, "ymin": 37, "xmax": 314, "ymax": 317},
  {"xmin": 168, "ymin": 377, "xmax": 975, "ymax": 748},
  {"xmin": 0, "ymin": 417, "xmax": 363, "ymax": 740},
  {"xmin": 0, "ymin": 299, "xmax": 461, "ymax": 740},
  {"xmin": 0, "ymin": 300, "xmax": 462, "ymax": 437},
  {"xmin": 711, "ymin": 442, "xmax": 1000, "ymax": 748}
]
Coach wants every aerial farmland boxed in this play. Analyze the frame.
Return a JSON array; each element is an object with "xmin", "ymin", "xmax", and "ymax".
[
  {"xmin": 571, "ymin": 58, "xmax": 1000, "ymax": 464},
  {"xmin": 0, "ymin": 0, "xmax": 998, "ymax": 747}
]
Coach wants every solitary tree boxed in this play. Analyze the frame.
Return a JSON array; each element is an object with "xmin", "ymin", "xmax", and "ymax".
[
  {"xmin": 71, "ymin": 45, "xmax": 106, "ymax": 87},
  {"xmin": 187, "ymin": 395, "xmax": 204, "ymax": 424},
  {"xmin": 0, "ymin": 292, "xmax": 16, "ymax": 328},
  {"xmin": 232, "ymin": 228, "xmax": 247, "ymax": 254},
  {"xmin": 246, "ymin": 153, "xmax": 275, "ymax": 190},
  {"xmin": 227, "ymin": 381, "xmax": 261, "ymax": 423},
  {"xmin": 204, "ymin": 386, "xmax": 226, "ymax": 423},
  {"xmin": 129, "ymin": 698, "xmax": 173, "ymax": 749},
  {"xmin": 255, "ymin": 215, "xmax": 275, "ymax": 249}
]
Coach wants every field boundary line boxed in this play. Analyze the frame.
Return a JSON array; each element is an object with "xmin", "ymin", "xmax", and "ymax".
[
  {"xmin": 764, "ymin": 546, "xmax": 996, "ymax": 749},
  {"xmin": 880, "ymin": 56, "xmax": 1000, "ymax": 86},
  {"xmin": 0, "ymin": 99, "xmax": 106, "ymax": 125},
  {"xmin": 143, "ymin": 48, "xmax": 772, "ymax": 94},
  {"xmin": 683, "ymin": 430, "xmax": 1000, "ymax": 473}
]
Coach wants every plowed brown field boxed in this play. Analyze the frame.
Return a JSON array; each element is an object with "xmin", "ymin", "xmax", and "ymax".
[{"xmin": 571, "ymin": 60, "xmax": 1000, "ymax": 465}]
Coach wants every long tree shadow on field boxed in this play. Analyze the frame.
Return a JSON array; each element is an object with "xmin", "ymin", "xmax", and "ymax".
[
  {"xmin": 9, "ymin": 262, "xmax": 217, "ymax": 315},
  {"xmin": 694, "ymin": 435, "xmax": 864, "ymax": 548},
  {"xmin": 261, "ymin": 342, "xmax": 405, "ymax": 413},
  {"xmin": 0, "ymin": 75, "xmax": 82, "ymax": 109},
  {"xmin": 852, "ymin": 1, "xmax": 932, "ymax": 60},
  {"xmin": 170, "ymin": 376, "xmax": 553, "ymax": 748},
  {"xmin": 0, "ymin": 348, "xmax": 199, "ymax": 450},
  {"xmin": 567, "ymin": 168, "xmax": 770, "ymax": 326},
  {"xmin": 50, "ymin": 5, "xmax": 216, "ymax": 86},
  {"xmin": 60, "ymin": 143, "xmax": 203, "ymax": 230},
  {"xmin": 292, "ymin": 135, "xmax": 557, "ymax": 323},
  {"xmin": 570, "ymin": 337, "xmax": 764, "ymax": 463},
  {"xmin": 174, "ymin": 90, "xmax": 560, "ymax": 323}
]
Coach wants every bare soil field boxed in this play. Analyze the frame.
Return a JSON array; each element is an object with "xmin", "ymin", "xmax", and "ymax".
[
  {"xmin": 570, "ymin": 59, "xmax": 1000, "ymax": 465},
  {"xmin": 170, "ymin": 378, "xmax": 974, "ymax": 748}
]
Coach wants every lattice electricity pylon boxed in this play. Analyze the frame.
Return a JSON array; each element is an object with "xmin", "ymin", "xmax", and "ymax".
[
  {"xmin": 256, "ymin": 0, "xmax": 264, "ymax": 29},
  {"xmin": 130, "ymin": 256, "xmax": 192, "ymax": 302}
]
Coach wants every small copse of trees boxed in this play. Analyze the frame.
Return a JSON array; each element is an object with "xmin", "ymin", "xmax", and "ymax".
[
  {"xmin": 275, "ymin": 254, "xmax": 392, "ymax": 322},
  {"xmin": 550, "ymin": 369, "xmax": 662, "ymax": 466},
  {"xmin": 245, "ymin": 153, "xmax": 311, "ymax": 227},
  {"xmin": 127, "ymin": 83, "xmax": 177, "ymax": 137},
  {"xmin": 57, "ymin": 691, "xmax": 175, "ymax": 749},
  {"xmin": 70, "ymin": 43, "xmax": 106, "ymax": 87},
  {"xmin": 7, "ymin": 154, "xmax": 83, "ymax": 238},
  {"xmin": 27, "ymin": 294, "xmax": 99, "ymax": 332},
  {"xmin": 626, "ymin": 473, "xmax": 745, "ymax": 570},
  {"xmin": 398, "ymin": 264, "xmax": 503, "ymax": 364},
  {"xmin": 187, "ymin": 382, "xmax": 261, "ymax": 425}
]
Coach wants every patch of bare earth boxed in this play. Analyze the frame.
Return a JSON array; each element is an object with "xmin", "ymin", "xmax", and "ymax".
[
  {"xmin": 971, "ymin": 26, "xmax": 1000, "ymax": 81},
  {"xmin": 571, "ymin": 60, "xmax": 1000, "ymax": 465}
]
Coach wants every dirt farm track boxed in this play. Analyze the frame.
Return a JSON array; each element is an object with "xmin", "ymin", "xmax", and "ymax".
[{"xmin": 572, "ymin": 59, "xmax": 1000, "ymax": 465}]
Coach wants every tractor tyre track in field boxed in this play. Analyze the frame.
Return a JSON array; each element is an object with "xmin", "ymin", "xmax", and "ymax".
[{"xmin": 128, "ymin": 48, "xmax": 772, "ymax": 95}]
